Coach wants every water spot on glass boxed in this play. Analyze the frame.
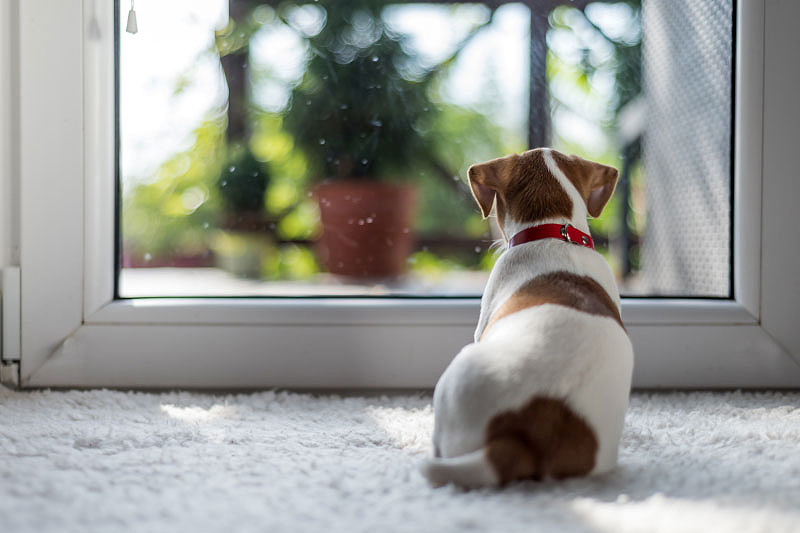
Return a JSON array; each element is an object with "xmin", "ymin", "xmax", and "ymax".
[
  {"xmin": 228, "ymin": 166, "xmax": 236, "ymax": 172},
  {"xmin": 407, "ymin": 256, "xmax": 417, "ymax": 264},
  {"xmin": 251, "ymin": 171, "xmax": 258, "ymax": 177},
  {"xmin": 220, "ymin": 180, "xmax": 228, "ymax": 187},
  {"xmin": 322, "ymin": 75, "xmax": 328, "ymax": 80},
  {"xmin": 360, "ymin": 158, "xmax": 368, "ymax": 165},
  {"xmin": 203, "ymin": 222, "xmax": 209, "ymax": 229},
  {"xmin": 358, "ymin": 219, "xmax": 365, "ymax": 225},
  {"xmin": 319, "ymin": 138, "xmax": 326, "ymax": 145},
  {"xmin": 144, "ymin": 253, "xmax": 152, "ymax": 262},
  {"xmin": 306, "ymin": 100, "xmax": 311, "ymax": 106},
  {"xmin": 402, "ymin": 228, "xmax": 410, "ymax": 234},
  {"xmin": 371, "ymin": 56, "xmax": 379, "ymax": 62},
  {"xmin": 366, "ymin": 217, "xmax": 373, "ymax": 224},
  {"xmin": 307, "ymin": 192, "xmax": 313, "ymax": 197},
  {"xmin": 474, "ymin": 246, "xmax": 482, "ymax": 253},
  {"xmin": 339, "ymin": 104, "xmax": 348, "ymax": 110},
  {"xmin": 423, "ymin": 107, "xmax": 429, "ymax": 112},
  {"xmin": 370, "ymin": 120, "xmax": 382, "ymax": 127},
  {"xmin": 452, "ymin": 175, "xmax": 460, "ymax": 181}
]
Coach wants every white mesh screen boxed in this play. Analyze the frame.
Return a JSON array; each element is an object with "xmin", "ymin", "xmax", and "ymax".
[{"xmin": 640, "ymin": 0, "xmax": 733, "ymax": 296}]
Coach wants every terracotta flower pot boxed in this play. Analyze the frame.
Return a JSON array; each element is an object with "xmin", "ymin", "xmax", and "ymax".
[{"xmin": 314, "ymin": 181, "xmax": 417, "ymax": 278}]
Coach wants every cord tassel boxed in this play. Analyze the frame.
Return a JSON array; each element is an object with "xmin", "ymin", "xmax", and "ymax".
[{"xmin": 125, "ymin": 0, "xmax": 138, "ymax": 34}]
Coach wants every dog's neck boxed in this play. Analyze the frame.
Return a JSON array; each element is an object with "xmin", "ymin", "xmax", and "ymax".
[
  {"xmin": 479, "ymin": 211, "xmax": 609, "ymax": 344},
  {"xmin": 500, "ymin": 149, "xmax": 592, "ymax": 244},
  {"xmin": 502, "ymin": 216, "xmax": 591, "ymax": 247}
]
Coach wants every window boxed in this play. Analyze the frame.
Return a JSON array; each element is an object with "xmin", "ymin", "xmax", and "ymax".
[
  {"xmin": 120, "ymin": 1, "xmax": 531, "ymax": 298},
  {"xmin": 7, "ymin": 0, "xmax": 800, "ymax": 389},
  {"xmin": 117, "ymin": 0, "xmax": 732, "ymax": 299}
]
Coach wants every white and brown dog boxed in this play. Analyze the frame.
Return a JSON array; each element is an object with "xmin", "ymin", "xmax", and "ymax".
[{"xmin": 424, "ymin": 148, "xmax": 634, "ymax": 488}]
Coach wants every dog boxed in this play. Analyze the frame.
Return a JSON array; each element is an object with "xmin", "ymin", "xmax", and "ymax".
[{"xmin": 423, "ymin": 148, "xmax": 634, "ymax": 488}]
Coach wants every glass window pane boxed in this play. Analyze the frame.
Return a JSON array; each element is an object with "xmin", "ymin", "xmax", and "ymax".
[{"xmin": 117, "ymin": 0, "xmax": 732, "ymax": 298}]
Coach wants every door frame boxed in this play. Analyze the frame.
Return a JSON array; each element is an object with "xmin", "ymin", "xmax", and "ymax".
[{"xmin": 9, "ymin": 0, "xmax": 800, "ymax": 388}]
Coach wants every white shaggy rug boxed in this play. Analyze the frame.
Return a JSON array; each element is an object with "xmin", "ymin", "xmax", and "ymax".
[{"xmin": 1, "ymin": 388, "xmax": 799, "ymax": 533}]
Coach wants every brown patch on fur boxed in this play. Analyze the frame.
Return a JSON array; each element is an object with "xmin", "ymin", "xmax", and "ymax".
[
  {"xmin": 468, "ymin": 154, "xmax": 517, "ymax": 220},
  {"xmin": 504, "ymin": 150, "xmax": 573, "ymax": 224},
  {"xmin": 550, "ymin": 151, "xmax": 592, "ymax": 201},
  {"xmin": 482, "ymin": 271, "xmax": 624, "ymax": 339},
  {"xmin": 550, "ymin": 151, "xmax": 619, "ymax": 218},
  {"xmin": 485, "ymin": 396, "xmax": 598, "ymax": 484},
  {"xmin": 467, "ymin": 149, "xmax": 573, "ymax": 234}
]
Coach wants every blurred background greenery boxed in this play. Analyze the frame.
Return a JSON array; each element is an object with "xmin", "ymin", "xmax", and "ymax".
[{"xmin": 120, "ymin": 0, "xmax": 643, "ymax": 291}]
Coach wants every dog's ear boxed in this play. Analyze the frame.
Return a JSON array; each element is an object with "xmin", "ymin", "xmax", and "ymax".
[
  {"xmin": 468, "ymin": 155, "xmax": 517, "ymax": 218},
  {"xmin": 554, "ymin": 153, "xmax": 619, "ymax": 218},
  {"xmin": 584, "ymin": 163, "xmax": 618, "ymax": 218}
]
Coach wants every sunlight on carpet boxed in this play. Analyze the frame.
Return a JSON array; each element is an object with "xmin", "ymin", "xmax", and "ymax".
[{"xmin": 1, "ymin": 388, "xmax": 799, "ymax": 533}]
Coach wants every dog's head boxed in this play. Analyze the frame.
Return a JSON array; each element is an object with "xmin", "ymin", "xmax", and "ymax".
[{"xmin": 467, "ymin": 148, "xmax": 619, "ymax": 237}]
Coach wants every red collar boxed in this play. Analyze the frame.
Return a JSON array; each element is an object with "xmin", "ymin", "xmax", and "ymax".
[{"xmin": 508, "ymin": 223, "xmax": 594, "ymax": 250}]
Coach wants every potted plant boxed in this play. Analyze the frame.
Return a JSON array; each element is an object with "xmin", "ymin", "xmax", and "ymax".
[
  {"xmin": 283, "ymin": 1, "xmax": 438, "ymax": 279},
  {"xmin": 211, "ymin": 147, "xmax": 272, "ymax": 278}
]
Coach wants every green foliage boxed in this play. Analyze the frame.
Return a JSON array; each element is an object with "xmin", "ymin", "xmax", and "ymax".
[
  {"xmin": 407, "ymin": 247, "xmax": 501, "ymax": 278},
  {"xmin": 215, "ymin": 13, "xmax": 262, "ymax": 56},
  {"xmin": 547, "ymin": 1, "xmax": 643, "ymax": 281},
  {"xmin": 282, "ymin": 1, "xmax": 440, "ymax": 181},
  {"xmin": 128, "ymin": 1, "xmax": 648, "ymax": 281},
  {"xmin": 209, "ymin": 230, "xmax": 271, "ymax": 278},
  {"xmin": 407, "ymin": 250, "xmax": 460, "ymax": 278},
  {"xmin": 262, "ymin": 244, "xmax": 319, "ymax": 280},
  {"xmin": 480, "ymin": 249, "xmax": 500, "ymax": 271},
  {"xmin": 210, "ymin": 231, "xmax": 320, "ymax": 281},
  {"xmin": 218, "ymin": 148, "xmax": 271, "ymax": 213},
  {"xmin": 549, "ymin": 2, "xmax": 641, "ymax": 118},
  {"xmin": 276, "ymin": 200, "xmax": 319, "ymax": 240},
  {"xmin": 122, "ymin": 118, "xmax": 226, "ymax": 262},
  {"xmin": 414, "ymin": 102, "xmax": 524, "ymax": 237}
]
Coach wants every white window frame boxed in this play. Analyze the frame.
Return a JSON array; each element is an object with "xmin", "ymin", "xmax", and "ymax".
[{"xmin": 6, "ymin": 0, "xmax": 800, "ymax": 388}]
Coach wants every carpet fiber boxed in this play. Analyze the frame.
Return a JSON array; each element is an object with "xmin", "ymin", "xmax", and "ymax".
[{"xmin": 1, "ymin": 387, "xmax": 799, "ymax": 533}]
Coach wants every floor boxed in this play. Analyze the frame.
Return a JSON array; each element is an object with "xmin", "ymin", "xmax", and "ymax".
[{"xmin": 1, "ymin": 388, "xmax": 799, "ymax": 533}]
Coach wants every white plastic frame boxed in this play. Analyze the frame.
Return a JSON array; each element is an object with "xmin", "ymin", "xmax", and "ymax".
[{"xmin": 13, "ymin": 0, "xmax": 800, "ymax": 388}]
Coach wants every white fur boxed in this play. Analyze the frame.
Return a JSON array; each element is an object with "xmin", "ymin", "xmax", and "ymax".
[
  {"xmin": 541, "ymin": 151, "xmax": 590, "ymax": 231},
  {"xmin": 422, "ymin": 449, "xmax": 499, "ymax": 489},
  {"xmin": 431, "ymin": 308, "xmax": 632, "ymax": 472},
  {"xmin": 425, "ymin": 149, "xmax": 634, "ymax": 487}
]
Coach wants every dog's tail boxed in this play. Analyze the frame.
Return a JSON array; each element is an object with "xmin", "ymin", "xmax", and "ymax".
[
  {"xmin": 422, "ymin": 397, "xmax": 599, "ymax": 488},
  {"xmin": 421, "ymin": 439, "xmax": 546, "ymax": 489},
  {"xmin": 421, "ymin": 450, "xmax": 499, "ymax": 489}
]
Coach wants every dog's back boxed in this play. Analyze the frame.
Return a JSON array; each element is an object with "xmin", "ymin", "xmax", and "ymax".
[
  {"xmin": 424, "ymin": 149, "xmax": 633, "ymax": 488},
  {"xmin": 427, "ymin": 304, "xmax": 632, "ymax": 487}
]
